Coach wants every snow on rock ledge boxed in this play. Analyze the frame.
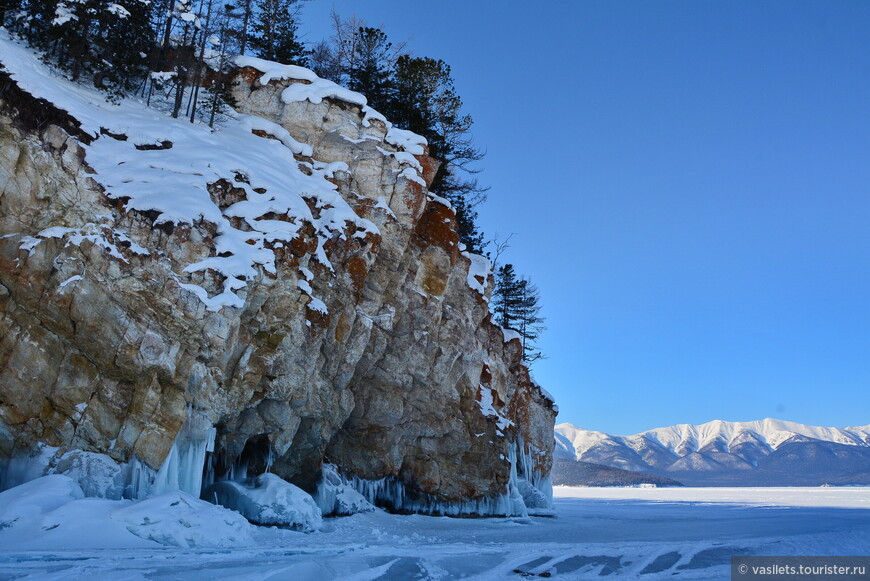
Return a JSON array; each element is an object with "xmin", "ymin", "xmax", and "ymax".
[
  {"xmin": 234, "ymin": 55, "xmax": 428, "ymax": 155},
  {"xmin": 463, "ymin": 251, "xmax": 491, "ymax": 298}
]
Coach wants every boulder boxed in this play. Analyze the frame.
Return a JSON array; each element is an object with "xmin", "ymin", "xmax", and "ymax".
[
  {"xmin": 206, "ymin": 473, "xmax": 322, "ymax": 530},
  {"xmin": 315, "ymin": 464, "xmax": 376, "ymax": 516}
]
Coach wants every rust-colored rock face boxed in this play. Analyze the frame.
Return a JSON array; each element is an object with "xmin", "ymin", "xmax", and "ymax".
[{"xmin": 0, "ymin": 65, "xmax": 556, "ymax": 513}]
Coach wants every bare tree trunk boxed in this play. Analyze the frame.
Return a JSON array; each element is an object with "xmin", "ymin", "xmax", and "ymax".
[
  {"xmin": 160, "ymin": 0, "xmax": 174, "ymax": 49},
  {"xmin": 239, "ymin": 0, "xmax": 253, "ymax": 55},
  {"xmin": 172, "ymin": 77, "xmax": 185, "ymax": 118},
  {"xmin": 146, "ymin": 76, "xmax": 155, "ymax": 106},
  {"xmin": 172, "ymin": 26, "xmax": 196, "ymax": 118},
  {"xmin": 189, "ymin": 0, "xmax": 214, "ymax": 123}
]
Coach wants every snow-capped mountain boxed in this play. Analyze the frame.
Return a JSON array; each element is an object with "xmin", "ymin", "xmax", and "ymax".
[{"xmin": 555, "ymin": 419, "xmax": 870, "ymax": 485}]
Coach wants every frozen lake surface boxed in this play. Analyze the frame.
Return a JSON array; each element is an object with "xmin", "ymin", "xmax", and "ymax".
[{"xmin": 1, "ymin": 486, "xmax": 868, "ymax": 580}]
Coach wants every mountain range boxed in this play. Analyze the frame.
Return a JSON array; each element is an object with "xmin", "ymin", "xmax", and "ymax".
[{"xmin": 554, "ymin": 419, "xmax": 870, "ymax": 486}]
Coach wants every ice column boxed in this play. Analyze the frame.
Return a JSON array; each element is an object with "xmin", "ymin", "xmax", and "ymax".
[{"xmin": 129, "ymin": 408, "xmax": 215, "ymax": 498}]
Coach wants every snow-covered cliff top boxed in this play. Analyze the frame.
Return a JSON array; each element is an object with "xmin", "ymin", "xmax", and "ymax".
[
  {"xmin": 234, "ymin": 55, "xmax": 428, "ymax": 155},
  {"xmin": 0, "ymin": 31, "xmax": 432, "ymax": 311}
]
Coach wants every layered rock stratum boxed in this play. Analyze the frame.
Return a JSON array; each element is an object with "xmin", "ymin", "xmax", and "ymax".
[{"xmin": 0, "ymin": 36, "xmax": 555, "ymax": 515}]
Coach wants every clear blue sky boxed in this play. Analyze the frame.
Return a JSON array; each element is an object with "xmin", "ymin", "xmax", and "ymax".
[{"xmin": 299, "ymin": 1, "xmax": 870, "ymax": 435}]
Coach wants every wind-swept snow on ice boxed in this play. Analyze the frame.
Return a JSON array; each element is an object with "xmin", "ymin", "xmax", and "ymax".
[{"xmin": 1, "ymin": 483, "xmax": 868, "ymax": 579}]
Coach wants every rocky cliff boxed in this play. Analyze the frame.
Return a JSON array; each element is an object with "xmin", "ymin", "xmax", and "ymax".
[{"xmin": 0, "ymin": 38, "xmax": 555, "ymax": 516}]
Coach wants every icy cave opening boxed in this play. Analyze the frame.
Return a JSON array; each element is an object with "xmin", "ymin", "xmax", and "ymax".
[
  {"xmin": 201, "ymin": 433, "xmax": 275, "ymax": 496},
  {"xmin": 126, "ymin": 405, "xmax": 287, "ymax": 503}
]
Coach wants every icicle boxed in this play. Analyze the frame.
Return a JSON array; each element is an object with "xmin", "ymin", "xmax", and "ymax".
[
  {"xmin": 126, "ymin": 407, "xmax": 215, "ymax": 499},
  {"xmin": 265, "ymin": 444, "xmax": 274, "ymax": 474},
  {"xmin": 316, "ymin": 462, "xmax": 529, "ymax": 517},
  {"xmin": 201, "ymin": 452, "xmax": 216, "ymax": 494},
  {"xmin": 509, "ymin": 437, "xmax": 554, "ymax": 516},
  {"xmin": 314, "ymin": 438, "xmax": 554, "ymax": 517},
  {"xmin": 0, "ymin": 444, "xmax": 59, "ymax": 492},
  {"xmin": 205, "ymin": 427, "xmax": 216, "ymax": 452}
]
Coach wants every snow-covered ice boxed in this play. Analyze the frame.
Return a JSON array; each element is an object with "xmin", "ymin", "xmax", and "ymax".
[
  {"xmin": 205, "ymin": 473, "xmax": 322, "ymax": 530},
  {"xmin": 111, "ymin": 491, "xmax": 255, "ymax": 549},
  {"xmin": 553, "ymin": 485, "xmax": 870, "ymax": 508},
  {"xmin": 1, "ymin": 485, "xmax": 867, "ymax": 579}
]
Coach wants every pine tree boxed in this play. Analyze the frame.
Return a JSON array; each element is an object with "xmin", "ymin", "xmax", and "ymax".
[
  {"xmin": 493, "ymin": 264, "xmax": 523, "ymax": 331},
  {"xmin": 447, "ymin": 188, "xmax": 485, "ymax": 254},
  {"xmin": 187, "ymin": 0, "xmax": 217, "ymax": 123},
  {"xmin": 152, "ymin": 0, "xmax": 174, "ymax": 49},
  {"xmin": 21, "ymin": 0, "xmax": 152, "ymax": 96},
  {"xmin": 249, "ymin": 0, "xmax": 308, "ymax": 65},
  {"xmin": 0, "ymin": 0, "xmax": 22, "ymax": 27},
  {"xmin": 346, "ymin": 27, "xmax": 393, "ymax": 111},
  {"xmin": 309, "ymin": 13, "xmax": 407, "ymax": 93},
  {"xmin": 237, "ymin": 0, "xmax": 253, "ymax": 54},
  {"xmin": 389, "ymin": 55, "xmax": 487, "ymax": 253},
  {"xmin": 203, "ymin": 3, "xmax": 240, "ymax": 127},
  {"xmin": 42, "ymin": 0, "xmax": 97, "ymax": 82},
  {"xmin": 493, "ymin": 264, "xmax": 546, "ymax": 364},
  {"xmin": 100, "ymin": 0, "xmax": 154, "ymax": 95},
  {"xmin": 515, "ymin": 276, "xmax": 545, "ymax": 363},
  {"xmin": 168, "ymin": 1, "xmax": 201, "ymax": 118}
]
